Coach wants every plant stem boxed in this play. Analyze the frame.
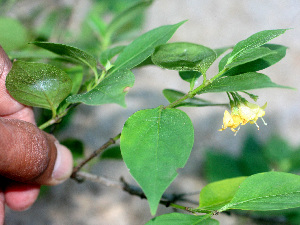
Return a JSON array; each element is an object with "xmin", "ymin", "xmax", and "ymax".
[
  {"xmin": 38, "ymin": 104, "xmax": 78, "ymax": 130},
  {"xmin": 71, "ymin": 133, "xmax": 121, "ymax": 179},
  {"xmin": 165, "ymin": 67, "xmax": 229, "ymax": 109}
]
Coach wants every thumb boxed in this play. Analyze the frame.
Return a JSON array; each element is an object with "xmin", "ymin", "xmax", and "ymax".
[{"xmin": 0, "ymin": 117, "xmax": 73, "ymax": 185}]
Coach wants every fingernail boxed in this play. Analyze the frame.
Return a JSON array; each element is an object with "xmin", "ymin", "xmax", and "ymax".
[{"xmin": 52, "ymin": 142, "xmax": 73, "ymax": 184}]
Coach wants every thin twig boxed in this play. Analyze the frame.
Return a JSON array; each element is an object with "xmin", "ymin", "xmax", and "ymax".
[
  {"xmin": 75, "ymin": 171, "xmax": 123, "ymax": 188},
  {"xmin": 72, "ymin": 171, "xmax": 198, "ymax": 213},
  {"xmin": 71, "ymin": 133, "xmax": 121, "ymax": 179}
]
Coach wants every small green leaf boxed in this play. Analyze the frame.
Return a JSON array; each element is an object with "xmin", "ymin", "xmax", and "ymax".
[
  {"xmin": 218, "ymin": 52, "xmax": 230, "ymax": 72},
  {"xmin": 67, "ymin": 69, "xmax": 134, "ymax": 107},
  {"xmin": 110, "ymin": 21, "xmax": 186, "ymax": 73},
  {"xmin": 120, "ymin": 107, "xmax": 194, "ymax": 215},
  {"xmin": 87, "ymin": 13, "xmax": 107, "ymax": 39},
  {"xmin": 199, "ymin": 72, "xmax": 291, "ymax": 94},
  {"xmin": 179, "ymin": 71, "xmax": 202, "ymax": 85},
  {"xmin": 214, "ymin": 46, "xmax": 232, "ymax": 58},
  {"xmin": 239, "ymin": 134, "xmax": 270, "ymax": 176},
  {"xmin": 0, "ymin": 17, "xmax": 28, "ymax": 52},
  {"xmin": 65, "ymin": 66, "xmax": 84, "ymax": 95},
  {"xmin": 61, "ymin": 138, "xmax": 84, "ymax": 161},
  {"xmin": 198, "ymin": 177, "xmax": 247, "ymax": 211},
  {"xmin": 100, "ymin": 146, "xmax": 122, "ymax": 160},
  {"xmin": 204, "ymin": 150, "xmax": 243, "ymax": 183},
  {"xmin": 6, "ymin": 61, "xmax": 72, "ymax": 110},
  {"xmin": 264, "ymin": 136, "xmax": 293, "ymax": 172},
  {"xmin": 222, "ymin": 172, "xmax": 300, "ymax": 211},
  {"xmin": 163, "ymin": 89, "xmax": 227, "ymax": 108},
  {"xmin": 99, "ymin": 45, "xmax": 126, "ymax": 66},
  {"xmin": 106, "ymin": 0, "xmax": 152, "ymax": 39},
  {"xmin": 152, "ymin": 42, "xmax": 216, "ymax": 74},
  {"xmin": 229, "ymin": 29, "xmax": 288, "ymax": 62},
  {"xmin": 145, "ymin": 213, "xmax": 219, "ymax": 225},
  {"xmin": 32, "ymin": 42, "xmax": 97, "ymax": 70}
]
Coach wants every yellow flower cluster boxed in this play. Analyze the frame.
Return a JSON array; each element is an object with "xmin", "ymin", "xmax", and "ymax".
[{"xmin": 219, "ymin": 102, "xmax": 267, "ymax": 135}]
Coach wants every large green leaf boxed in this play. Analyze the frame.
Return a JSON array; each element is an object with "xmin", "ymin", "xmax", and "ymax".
[
  {"xmin": 198, "ymin": 177, "xmax": 247, "ymax": 211},
  {"xmin": 6, "ymin": 61, "xmax": 72, "ymax": 110},
  {"xmin": 163, "ymin": 89, "xmax": 227, "ymax": 107},
  {"xmin": 120, "ymin": 107, "xmax": 194, "ymax": 215},
  {"xmin": 228, "ymin": 29, "xmax": 288, "ymax": 63},
  {"xmin": 110, "ymin": 21, "xmax": 185, "ymax": 73},
  {"xmin": 0, "ymin": 17, "xmax": 28, "ymax": 52},
  {"xmin": 152, "ymin": 42, "xmax": 216, "ymax": 74},
  {"xmin": 146, "ymin": 213, "xmax": 219, "ymax": 225},
  {"xmin": 198, "ymin": 72, "xmax": 291, "ymax": 94},
  {"xmin": 32, "ymin": 42, "xmax": 97, "ymax": 70},
  {"xmin": 219, "ymin": 44, "xmax": 287, "ymax": 76},
  {"xmin": 222, "ymin": 172, "xmax": 300, "ymax": 211},
  {"xmin": 67, "ymin": 69, "xmax": 134, "ymax": 107}
]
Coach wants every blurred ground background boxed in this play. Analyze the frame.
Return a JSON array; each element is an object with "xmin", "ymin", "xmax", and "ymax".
[{"xmin": 2, "ymin": 0, "xmax": 300, "ymax": 224}]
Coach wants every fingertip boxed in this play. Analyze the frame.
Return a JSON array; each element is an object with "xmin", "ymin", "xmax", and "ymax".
[{"xmin": 48, "ymin": 142, "xmax": 73, "ymax": 185}]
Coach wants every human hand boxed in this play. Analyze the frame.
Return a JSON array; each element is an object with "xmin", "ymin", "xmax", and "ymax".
[{"xmin": 0, "ymin": 46, "xmax": 73, "ymax": 224}]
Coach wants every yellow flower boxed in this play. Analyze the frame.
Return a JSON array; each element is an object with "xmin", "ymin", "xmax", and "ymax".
[{"xmin": 219, "ymin": 102, "xmax": 267, "ymax": 135}]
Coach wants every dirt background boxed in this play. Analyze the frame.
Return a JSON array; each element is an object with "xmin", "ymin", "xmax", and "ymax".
[{"xmin": 4, "ymin": 0, "xmax": 300, "ymax": 224}]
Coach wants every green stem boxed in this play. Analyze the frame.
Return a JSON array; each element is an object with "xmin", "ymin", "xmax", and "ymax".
[
  {"xmin": 38, "ymin": 104, "xmax": 78, "ymax": 130},
  {"xmin": 165, "ymin": 67, "xmax": 229, "ymax": 109},
  {"xmin": 169, "ymin": 203, "xmax": 193, "ymax": 212}
]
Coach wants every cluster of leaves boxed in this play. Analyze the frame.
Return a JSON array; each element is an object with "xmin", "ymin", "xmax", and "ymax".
[
  {"xmin": 1, "ymin": 1, "xmax": 298, "ymax": 224},
  {"xmin": 203, "ymin": 134, "xmax": 300, "ymax": 224}
]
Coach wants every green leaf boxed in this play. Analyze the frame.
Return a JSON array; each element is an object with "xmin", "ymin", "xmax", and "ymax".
[
  {"xmin": 99, "ymin": 45, "xmax": 126, "ymax": 65},
  {"xmin": 60, "ymin": 138, "xmax": 84, "ymax": 162},
  {"xmin": 110, "ymin": 21, "xmax": 186, "ymax": 73},
  {"xmin": 226, "ymin": 47, "xmax": 276, "ymax": 69},
  {"xmin": 220, "ymin": 44, "xmax": 287, "ymax": 76},
  {"xmin": 100, "ymin": 146, "xmax": 122, "ymax": 160},
  {"xmin": 214, "ymin": 46, "xmax": 231, "ymax": 58},
  {"xmin": 222, "ymin": 172, "xmax": 300, "ymax": 211},
  {"xmin": 229, "ymin": 29, "xmax": 288, "ymax": 63},
  {"xmin": 204, "ymin": 150, "xmax": 243, "ymax": 183},
  {"xmin": 106, "ymin": 0, "xmax": 152, "ymax": 39},
  {"xmin": 87, "ymin": 13, "xmax": 107, "ymax": 40},
  {"xmin": 290, "ymin": 148, "xmax": 300, "ymax": 172},
  {"xmin": 239, "ymin": 134, "xmax": 270, "ymax": 176},
  {"xmin": 152, "ymin": 42, "xmax": 216, "ymax": 74},
  {"xmin": 67, "ymin": 69, "xmax": 134, "ymax": 107},
  {"xmin": 32, "ymin": 42, "xmax": 97, "ymax": 70},
  {"xmin": 6, "ymin": 61, "xmax": 72, "ymax": 110},
  {"xmin": 179, "ymin": 71, "xmax": 202, "ymax": 84},
  {"xmin": 120, "ymin": 107, "xmax": 194, "ymax": 215},
  {"xmin": 163, "ymin": 89, "xmax": 227, "ymax": 108},
  {"xmin": 0, "ymin": 17, "xmax": 28, "ymax": 52},
  {"xmin": 198, "ymin": 177, "xmax": 247, "ymax": 211},
  {"xmin": 263, "ymin": 135, "xmax": 293, "ymax": 172},
  {"xmin": 199, "ymin": 72, "xmax": 291, "ymax": 94},
  {"xmin": 145, "ymin": 213, "xmax": 219, "ymax": 225},
  {"xmin": 65, "ymin": 66, "xmax": 84, "ymax": 95}
]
